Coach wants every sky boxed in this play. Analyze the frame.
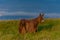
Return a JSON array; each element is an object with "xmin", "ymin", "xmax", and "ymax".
[{"xmin": 0, "ymin": 0, "xmax": 60, "ymax": 18}]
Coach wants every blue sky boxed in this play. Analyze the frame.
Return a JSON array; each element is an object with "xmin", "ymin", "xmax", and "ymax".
[{"xmin": 0, "ymin": 0, "xmax": 60, "ymax": 18}]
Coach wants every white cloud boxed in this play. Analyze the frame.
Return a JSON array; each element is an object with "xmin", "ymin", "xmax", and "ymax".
[
  {"xmin": 0, "ymin": 11, "xmax": 39, "ymax": 16},
  {"xmin": 0, "ymin": 10, "xmax": 60, "ymax": 18},
  {"xmin": 0, "ymin": 14, "xmax": 2, "ymax": 16},
  {"xmin": 45, "ymin": 13, "xmax": 60, "ymax": 18}
]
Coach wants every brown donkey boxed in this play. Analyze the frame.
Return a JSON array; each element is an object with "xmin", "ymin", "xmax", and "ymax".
[
  {"xmin": 19, "ymin": 13, "xmax": 44, "ymax": 34},
  {"xmin": 25, "ymin": 20, "xmax": 38, "ymax": 33}
]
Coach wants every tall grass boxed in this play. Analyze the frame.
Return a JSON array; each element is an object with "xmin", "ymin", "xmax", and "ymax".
[{"xmin": 0, "ymin": 19, "xmax": 60, "ymax": 40}]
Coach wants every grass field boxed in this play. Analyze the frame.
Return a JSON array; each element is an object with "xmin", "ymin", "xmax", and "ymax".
[{"xmin": 0, "ymin": 18, "xmax": 60, "ymax": 40}]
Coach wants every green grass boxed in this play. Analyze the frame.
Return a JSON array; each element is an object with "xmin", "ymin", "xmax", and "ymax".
[{"xmin": 0, "ymin": 19, "xmax": 60, "ymax": 40}]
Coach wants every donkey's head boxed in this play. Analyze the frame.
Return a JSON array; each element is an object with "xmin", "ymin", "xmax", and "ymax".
[{"xmin": 37, "ymin": 13, "xmax": 44, "ymax": 23}]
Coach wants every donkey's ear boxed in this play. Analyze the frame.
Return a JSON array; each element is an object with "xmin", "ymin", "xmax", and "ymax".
[
  {"xmin": 42, "ymin": 13, "xmax": 44, "ymax": 16},
  {"xmin": 39, "ymin": 13, "xmax": 41, "ymax": 16}
]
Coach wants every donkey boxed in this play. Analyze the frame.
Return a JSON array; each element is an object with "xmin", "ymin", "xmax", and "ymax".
[
  {"xmin": 19, "ymin": 13, "xmax": 44, "ymax": 34},
  {"xmin": 19, "ymin": 19, "xmax": 26, "ymax": 34},
  {"xmin": 24, "ymin": 20, "xmax": 38, "ymax": 33},
  {"xmin": 26, "ymin": 13, "xmax": 44, "ymax": 33}
]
